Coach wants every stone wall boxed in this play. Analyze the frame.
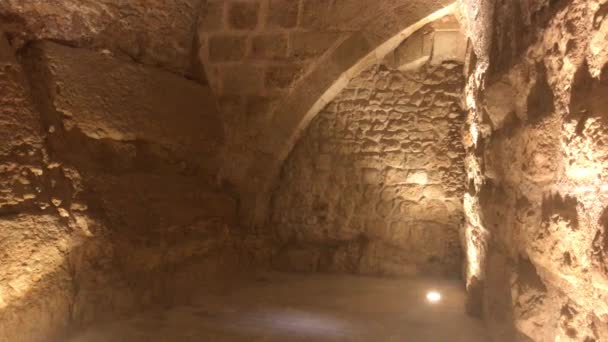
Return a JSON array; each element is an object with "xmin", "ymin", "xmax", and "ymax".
[
  {"xmin": 0, "ymin": 0, "xmax": 457, "ymax": 228},
  {"xmin": 0, "ymin": 37, "xmax": 270, "ymax": 342},
  {"xmin": 460, "ymin": 0, "xmax": 608, "ymax": 340},
  {"xmin": 0, "ymin": 32, "xmax": 73, "ymax": 342},
  {"xmin": 196, "ymin": 0, "xmax": 454, "ymax": 226},
  {"xmin": 270, "ymin": 61, "xmax": 466, "ymax": 277}
]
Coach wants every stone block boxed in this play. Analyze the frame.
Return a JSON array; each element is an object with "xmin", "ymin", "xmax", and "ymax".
[
  {"xmin": 228, "ymin": 1, "xmax": 260, "ymax": 30},
  {"xmin": 300, "ymin": 0, "xmax": 330, "ymax": 29},
  {"xmin": 267, "ymin": 0, "xmax": 299, "ymax": 29},
  {"xmin": 430, "ymin": 30, "xmax": 467, "ymax": 65},
  {"xmin": 27, "ymin": 42, "xmax": 223, "ymax": 169},
  {"xmin": 208, "ymin": 34, "xmax": 246, "ymax": 62},
  {"xmin": 250, "ymin": 33, "xmax": 287, "ymax": 60},
  {"xmin": 423, "ymin": 184, "xmax": 446, "ymax": 199},
  {"xmin": 201, "ymin": 0, "xmax": 224, "ymax": 31},
  {"xmin": 290, "ymin": 32, "xmax": 341, "ymax": 59}
]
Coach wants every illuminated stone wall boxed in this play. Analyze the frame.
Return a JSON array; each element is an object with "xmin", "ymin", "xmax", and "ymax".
[
  {"xmin": 270, "ymin": 61, "xmax": 466, "ymax": 276},
  {"xmin": 461, "ymin": 0, "xmax": 608, "ymax": 340},
  {"xmin": 0, "ymin": 36, "xmax": 269, "ymax": 342}
]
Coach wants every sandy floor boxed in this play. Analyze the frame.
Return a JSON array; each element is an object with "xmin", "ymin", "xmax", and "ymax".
[{"xmin": 69, "ymin": 272, "xmax": 489, "ymax": 341}]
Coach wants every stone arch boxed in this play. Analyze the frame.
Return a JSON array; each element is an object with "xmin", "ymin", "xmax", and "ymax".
[{"xmin": 219, "ymin": 2, "xmax": 460, "ymax": 225}]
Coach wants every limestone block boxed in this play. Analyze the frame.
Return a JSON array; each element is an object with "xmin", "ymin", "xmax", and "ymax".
[
  {"xmin": 430, "ymin": 30, "xmax": 467, "ymax": 65},
  {"xmin": 201, "ymin": 1, "xmax": 225, "ymax": 31},
  {"xmin": 28, "ymin": 41, "xmax": 223, "ymax": 169},
  {"xmin": 267, "ymin": 0, "xmax": 299, "ymax": 29},
  {"xmin": 406, "ymin": 170, "xmax": 429, "ymax": 184},
  {"xmin": 423, "ymin": 184, "xmax": 446, "ymax": 199},
  {"xmin": 228, "ymin": 1, "xmax": 260, "ymax": 30}
]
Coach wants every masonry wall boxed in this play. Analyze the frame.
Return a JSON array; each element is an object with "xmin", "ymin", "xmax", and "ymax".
[{"xmin": 270, "ymin": 61, "xmax": 466, "ymax": 277}]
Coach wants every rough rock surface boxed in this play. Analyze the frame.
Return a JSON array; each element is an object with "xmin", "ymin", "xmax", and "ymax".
[
  {"xmin": 270, "ymin": 61, "xmax": 466, "ymax": 276},
  {"xmin": 25, "ymin": 41, "xmax": 224, "ymax": 174},
  {"xmin": 3, "ymin": 0, "xmax": 608, "ymax": 341},
  {"xmin": 0, "ymin": 0, "xmax": 205, "ymax": 78},
  {"xmin": 460, "ymin": 0, "xmax": 608, "ymax": 340},
  {"xmin": 0, "ymin": 33, "xmax": 270, "ymax": 342}
]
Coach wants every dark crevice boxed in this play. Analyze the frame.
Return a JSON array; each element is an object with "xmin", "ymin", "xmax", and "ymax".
[
  {"xmin": 541, "ymin": 192, "xmax": 579, "ymax": 229},
  {"xmin": 527, "ymin": 63, "xmax": 555, "ymax": 125}
]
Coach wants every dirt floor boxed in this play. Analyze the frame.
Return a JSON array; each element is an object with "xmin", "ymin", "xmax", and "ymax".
[{"xmin": 68, "ymin": 272, "xmax": 489, "ymax": 341}]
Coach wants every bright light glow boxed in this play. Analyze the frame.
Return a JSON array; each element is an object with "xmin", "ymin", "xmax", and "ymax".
[
  {"xmin": 426, "ymin": 291, "xmax": 441, "ymax": 303},
  {"xmin": 566, "ymin": 165, "xmax": 598, "ymax": 180}
]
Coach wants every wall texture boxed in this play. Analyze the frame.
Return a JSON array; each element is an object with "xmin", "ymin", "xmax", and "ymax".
[
  {"xmin": 0, "ymin": 0, "xmax": 206, "ymax": 78},
  {"xmin": 197, "ymin": 0, "xmax": 455, "ymax": 226},
  {"xmin": 0, "ymin": 0, "xmax": 458, "ymax": 226},
  {"xmin": 0, "ymin": 37, "xmax": 270, "ymax": 342},
  {"xmin": 270, "ymin": 61, "xmax": 466, "ymax": 277},
  {"xmin": 460, "ymin": 0, "xmax": 608, "ymax": 340}
]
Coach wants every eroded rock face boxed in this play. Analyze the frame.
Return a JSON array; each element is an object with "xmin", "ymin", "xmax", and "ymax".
[
  {"xmin": 461, "ymin": 0, "xmax": 608, "ymax": 340},
  {"xmin": 270, "ymin": 61, "xmax": 466, "ymax": 277},
  {"xmin": 0, "ymin": 31, "xmax": 270, "ymax": 341}
]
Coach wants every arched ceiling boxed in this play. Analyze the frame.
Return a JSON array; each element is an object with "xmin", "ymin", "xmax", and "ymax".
[{"xmin": 198, "ymin": 0, "xmax": 458, "ymax": 225}]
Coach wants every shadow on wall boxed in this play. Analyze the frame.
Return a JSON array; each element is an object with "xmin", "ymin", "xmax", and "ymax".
[{"xmin": 540, "ymin": 193, "xmax": 579, "ymax": 229}]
